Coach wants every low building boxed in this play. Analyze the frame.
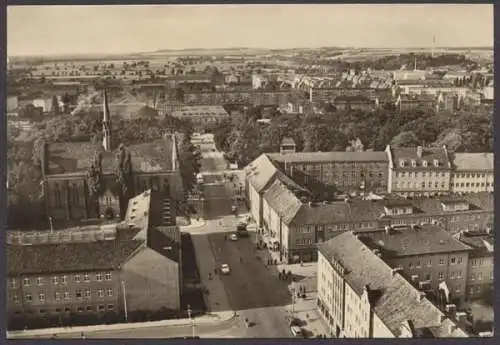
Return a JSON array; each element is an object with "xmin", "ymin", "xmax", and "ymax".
[
  {"xmin": 280, "ymin": 137, "xmax": 296, "ymax": 155},
  {"xmin": 355, "ymin": 224, "xmax": 473, "ymax": 305},
  {"xmin": 170, "ymin": 105, "xmax": 229, "ymax": 129},
  {"xmin": 386, "ymin": 145, "xmax": 452, "ymax": 197},
  {"xmin": 7, "ymin": 190, "xmax": 182, "ymax": 329},
  {"xmin": 395, "ymin": 94, "xmax": 436, "ymax": 112},
  {"xmin": 268, "ymin": 151, "xmax": 389, "ymax": 195},
  {"xmin": 317, "ymin": 232, "xmax": 468, "ymax": 338},
  {"xmin": 332, "ymin": 95, "xmax": 376, "ymax": 111},
  {"xmin": 457, "ymin": 230, "xmax": 494, "ymax": 300},
  {"xmin": 451, "ymin": 153, "xmax": 494, "ymax": 194}
]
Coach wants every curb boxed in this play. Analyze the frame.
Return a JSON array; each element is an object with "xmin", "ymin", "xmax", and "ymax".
[{"xmin": 7, "ymin": 312, "xmax": 236, "ymax": 339}]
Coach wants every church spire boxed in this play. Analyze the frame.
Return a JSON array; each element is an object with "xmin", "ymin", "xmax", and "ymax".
[{"xmin": 102, "ymin": 89, "xmax": 112, "ymax": 151}]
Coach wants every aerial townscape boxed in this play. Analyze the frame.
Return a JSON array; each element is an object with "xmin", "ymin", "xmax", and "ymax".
[{"xmin": 6, "ymin": 4, "xmax": 494, "ymax": 340}]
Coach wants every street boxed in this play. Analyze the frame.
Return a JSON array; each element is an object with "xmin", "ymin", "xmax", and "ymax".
[{"xmin": 190, "ymin": 134, "xmax": 294, "ymax": 338}]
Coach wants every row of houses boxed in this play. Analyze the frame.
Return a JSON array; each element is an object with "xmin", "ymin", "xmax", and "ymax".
[
  {"xmin": 316, "ymin": 226, "xmax": 493, "ymax": 338},
  {"xmin": 7, "ymin": 190, "xmax": 183, "ymax": 328},
  {"xmin": 244, "ymin": 148, "xmax": 494, "ymax": 264}
]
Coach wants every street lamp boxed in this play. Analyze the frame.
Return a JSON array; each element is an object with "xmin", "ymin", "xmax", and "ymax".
[{"xmin": 187, "ymin": 304, "xmax": 196, "ymax": 338}]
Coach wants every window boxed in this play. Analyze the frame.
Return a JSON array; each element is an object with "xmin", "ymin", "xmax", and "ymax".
[
  {"xmin": 75, "ymin": 289, "xmax": 82, "ymax": 299},
  {"xmin": 457, "ymin": 257, "xmax": 462, "ymax": 264},
  {"xmin": 425, "ymin": 273, "xmax": 431, "ymax": 281},
  {"xmin": 439, "ymin": 258, "xmax": 445, "ymax": 265},
  {"xmin": 470, "ymin": 273, "xmax": 476, "ymax": 280},
  {"xmin": 77, "ymin": 307, "xmax": 84, "ymax": 313},
  {"xmin": 416, "ymin": 260, "xmax": 421, "ymax": 268},
  {"xmin": 61, "ymin": 276, "xmax": 67, "ymax": 284},
  {"xmin": 25, "ymin": 293, "xmax": 32, "ymax": 303},
  {"xmin": 74, "ymin": 275, "xmax": 81, "ymax": 283},
  {"xmin": 107, "ymin": 304, "xmax": 114, "ymax": 310},
  {"xmin": 39, "ymin": 292, "xmax": 46, "ymax": 303},
  {"xmin": 438, "ymin": 272, "xmax": 444, "ymax": 280},
  {"xmin": 427, "ymin": 259, "xmax": 432, "ymax": 267},
  {"xmin": 409, "ymin": 262, "xmax": 414, "ymax": 269},
  {"xmin": 9, "ymin": 278, "xmax": 17, "ymax": 289},
  {"xmin": 55, "ymin": 308, "xmax": 62, "ymax": 313},
  {"xmin": 86, "ymin": 306, "xmax": 93, "ymax": 312},
  {"xmin": 84, "ymin": 288, "xmax": 91, "ymax": 299},
  {"xmin": 37, "ymin": 277, "xmax": 43, "ymax": 286},
  {"xmin": 457, "ymin": 271, "xmax": 462, "ymax": 279},
  {"xmin": 52, "ymin": 276, "xmax": 58, "ymax": 285},
  {"xmin": 39, "ymin": 309, "xmax": 47, "ymax": 314},
  {"xmin": 107, "ymin": 288, "xmax": 113, "ymax": 297},
  {"xmin": 478, "ymin": 273, "xmax": 483, "ymax": 280},
  {"xmin": 98, "ymin": 305, "xmax": 105, "ymax": 311},
  {"xmin": 96, "ymin": 273, "xmax": 103, "ymax": 282},
  {"xmin": 55, "ymin": 292, "xmax": 61, "ymax": 301},
  {"xmin": 83, "ymin": 273, "xmax": 90, "ymax": 282},
  {"xmin": 64, "ymin": 291, "xmax": 70, "ymax": 301},
  {"xmin": 23, "ymin": 278, "xmax": 31, "ymax": 287},
  {"xmin": 450, "ymin": 257, "xmax": 456, "ymax": 265},
  {"xmin": 12, "ymin": 292, "xmax": 20, "ymax": 304},
  {"xmin": 97, "ymin": 289, "xmax": 104, "ymax": 298}
]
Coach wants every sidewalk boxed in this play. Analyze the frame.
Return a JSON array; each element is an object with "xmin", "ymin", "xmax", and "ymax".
[
  {"xmin": 287, "ymin": 291, "xmax": 330, "ymax": 337},
  {"xmin": 7, "ymin": 311, "xmax": 236, "ymax": 339}
]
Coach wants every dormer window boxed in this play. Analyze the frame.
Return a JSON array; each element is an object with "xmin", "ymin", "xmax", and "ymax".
[
  {"xmin": 433, "ymin": 159, "xmax": 439, "ymax": 167},
  {"xmin": 422, "ymin": 160, "xmax": 428, "ymax": 167},
  {"xmin": 399, "ymin": 159, "xmax": 405, "ymax": 168},
  {"xmin": 411, "ymin": 160, "xmax": 416, "ymax": 168}
]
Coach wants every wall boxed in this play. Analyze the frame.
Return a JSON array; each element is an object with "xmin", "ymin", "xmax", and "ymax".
[
  {"xmin": 343, "ymin": 284, "xmax": 370, "ymax": 338},
  {"xmin": 7, "ymin": 270, "xmax": 120, "ymax": 318},
  {"xmin": 466, "ymin": 255, "xmax": 494, "ymax": 299},
  {"xmin": 390, "ymin": 169, "xmax": 451, "ymax": 196},
  {"xmin": 248, "ymin": 185, "xmax": 261, "ymax": 227},
  {"xmin": 451, "ymin": 171, "xmax": 494, "ymax": 194},
  {"xmin": 122, "ymin": 248, "xmax": 181, "ymax": 312}
]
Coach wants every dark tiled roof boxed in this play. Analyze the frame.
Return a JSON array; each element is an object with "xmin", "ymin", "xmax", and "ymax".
[
  {"xmin": 7, "ymin": 238, "xmax": 141, "ymax": 275},
  {"xmin": 268, "ymin": 151, "xmax": 388, "ymax": 164},
  {"xmin": 286, "ymin": 192, "xmax": 493, "ymax": 226},
  {"xmin": 244, "ymin": 154, "xmax": 280, "ymax": 193},
  {"xmin": 356, "ymin": 224, "xmax": 472, "ymax": 257},
  {"xmin": 458, "ymin": 231, "xmax": 494, "ymax": 257},
  {"xmin": 46, "ymin": 137, "xmax": 174, "ymax": 175},
  {"xmin": 318, "ymin": 232, "xmax": 467, "ymax": 337}
]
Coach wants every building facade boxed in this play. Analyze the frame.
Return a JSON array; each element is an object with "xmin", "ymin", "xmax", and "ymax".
[
  {"xmin": 317, "ymin": 232, "xmax": 468, "ymax": 338},
  {"xmin": 386, "ymin": 145, "xmax": 452, "ymax": 197},
  {"xmin": 451, "ymin": 153, "xmax": 494, "ymax": 194}
]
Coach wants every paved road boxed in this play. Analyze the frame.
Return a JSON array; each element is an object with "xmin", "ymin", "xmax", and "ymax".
[
  {"xmin": 187, "ymin": 135, "xmax": 293, "ymax": 338},
  {"xmin": 21, "ymin": 317, "xmax": 243, "ymax": 339}
]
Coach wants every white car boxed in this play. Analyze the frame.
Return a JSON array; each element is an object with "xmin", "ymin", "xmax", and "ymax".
[
  {"xmin": 220, "ymin": 264, "xmax": 231, "ymax": 275},
  {"xmin": 230, "ymin": 234, "xmax": 239, "ymax": 241}
]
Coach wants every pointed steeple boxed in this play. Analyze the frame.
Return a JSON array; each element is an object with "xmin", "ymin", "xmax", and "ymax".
[{"xmin": 102, "ymin": 89, "xmax": 112, "ymax": 151}]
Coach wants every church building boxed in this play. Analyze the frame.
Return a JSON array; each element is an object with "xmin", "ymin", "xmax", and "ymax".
[{"xmin": 40, "ymin": 90, "xmax": 184, "ymax": 222}]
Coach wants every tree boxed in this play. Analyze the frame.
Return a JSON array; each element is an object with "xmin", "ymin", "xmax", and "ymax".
[
  {"xmin": 86, "ymin": 151, "xmax": 104, "ymax": 196},
  {"xmin": 178, "ymin": 136, "xmax": 201, "ymax": 193},
  {"xmin": 390, "ymin": 131, "xmax": 421, "ymax": 148},
  {"xmin": 137, "ymin": 105, "xmax": 158, "ymax": 119}
]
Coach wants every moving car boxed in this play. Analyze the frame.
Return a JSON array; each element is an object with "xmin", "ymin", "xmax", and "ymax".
[
  {"xmin": 236, "ymin": 223, "xmax": 250, "ymax": 238},
  {"xmin": 230, "ymin": 233, "xmax": 239, "ymax": 241},
  {"xmin": 220, "ymin": 264, "xmax": 231, "ymax": 275}
]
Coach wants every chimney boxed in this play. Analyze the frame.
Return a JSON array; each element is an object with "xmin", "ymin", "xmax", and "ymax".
[
  {"xmin": 440, "ymin": 315, "xmax": 447, "ymax": 324},
  {"xmin": 416, "ymin": 146, "xmax": 423, "ymax": 158},
  {"xmin": 418, "ymin": 291, "xmax": 426, "ymax": 302},
  {"xmin": 448, "ymin": 323, "xmax": 457, "ymax": 334},
  {"xmin": 392, "ymin": 267, "xmax": 402, "ymax": 277}
]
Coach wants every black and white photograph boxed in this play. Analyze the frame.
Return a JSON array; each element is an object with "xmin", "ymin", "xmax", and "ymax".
[{"xmin": 5, "ymin": 3, "xmax": 494, "ymax": 339}]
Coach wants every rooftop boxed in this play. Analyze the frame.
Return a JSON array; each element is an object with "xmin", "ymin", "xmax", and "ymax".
[
  {"xmin": 45, "ymin": 136, "xmax": 176, "ymax": 175},
  {"xmin": 389, "ymin": 146, "xmax": 451, "ymax": 170},
  {"xmin": 356, "ymin": 224, "xmax": 472, "ymax": 258},
  {"xmin": 268, "ymin": 151, "xmax": 388, "ymax": 164},
  {"xmin": 452, "ymin": 152, "xmax": 494, "ymax": 171},
  {"xmin": 318, "ymin": 232, "xmax": 468, "ymax": 338}
]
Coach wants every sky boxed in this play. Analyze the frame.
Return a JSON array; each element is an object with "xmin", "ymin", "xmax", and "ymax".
[{"xmin": 7, "ymin": 4, "xmax": 494, "ymax": 56}]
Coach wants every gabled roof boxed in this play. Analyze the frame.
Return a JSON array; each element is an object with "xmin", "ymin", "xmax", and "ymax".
[
  {"xmin": 244, "ymin": 154, "xmax": 280, "ymax": 193},
  {"xmin": 263, "ymin": 180, "xmax": 303, "ymax": 224},
  {"xmin": 7, "ymin": 237, "xmax": 141, "ymax": 275},
  {"xmin": 389, "ymin": 146, "xmax": 450, "ymax": 170},
  {"xmin": 318, "ymin": 232, "xmax": 467, "ymax": 338},
  {"xmin": 46, "ymin": 137, "xmax": 175, "ymax": 175}
]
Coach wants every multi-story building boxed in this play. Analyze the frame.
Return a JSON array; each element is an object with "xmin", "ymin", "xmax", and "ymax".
[
  {"xmin": 268, "ymin": 151, "xmax": 389, "ymax": 194},
  {"xmin": 40, "ymin": 91, "xmax": 183, "ymax": 222},
  {"xmin": 355, "ymin": 224, "xmax": 472, "ymax": 305},
  {"xmin": 450, "ymin": 153, "xmax": 494, "ymax": 194},
  {"xmin": 259, "ymin": 190, "xmax": 492, "ymax": 264},
  {"xmin": 170, "ymin": 105, "xmax": 229, "ymax": 129},
  {"xmin": 7, "ymin": 190, "xmax": 182, "ymax": 329},
  {"xmin": 386, "ymin": 145, "xmax": 452, "ymax": 197},
  {"xmin": 395, "ymin": 94, "xmax": 436, "ymax": 112},
  {"xmin": 279, "ymin": 137, "xmax": 297, "ymax": 155},
  {"xmin": 317, "ymin": 232, "xmax": 468, "ymax": 338},
  {"xmin": 457, "ymin": 230, "xmax": 494, "ymax": 300}
]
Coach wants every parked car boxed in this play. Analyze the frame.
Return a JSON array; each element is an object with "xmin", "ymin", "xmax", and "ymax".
[{"xmin": 230, "ymin": 233, "xmax": 239, "ymax": 241}]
